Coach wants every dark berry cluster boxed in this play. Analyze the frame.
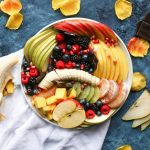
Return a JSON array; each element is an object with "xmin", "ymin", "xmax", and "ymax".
[
  {"xmin": 49, "ymin": 33, "xmax": 98, "ymax": 73},
  {"xmin": 21, "ymin": 59, "xmax": 40, "ymax": 96},
  {"xmin": 79, "ymin": 99, "xmax": 110, "ymax": 119}
]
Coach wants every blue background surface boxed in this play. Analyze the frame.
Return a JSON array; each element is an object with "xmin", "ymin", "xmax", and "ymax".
[{"xmin": 0, "ymin": 0, "xmax": 150, "ymax": 149}]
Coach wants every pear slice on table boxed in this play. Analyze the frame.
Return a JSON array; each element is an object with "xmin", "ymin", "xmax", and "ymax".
[
  {"xmin": 141, "ymin": 120, "xmax": 150, "ymax": 131},
  {"xmin": 132, "ymin": 114, "xmax": 150, "ymax": 128},
  {"xmin": 122, "ymin": 90, "xmax": 150, "ymax": 120}
]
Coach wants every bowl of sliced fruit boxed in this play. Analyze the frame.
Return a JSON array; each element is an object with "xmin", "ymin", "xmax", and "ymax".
[{"xmin": 21, "ymin": 18, "xmax": 133, "ymax": 128}]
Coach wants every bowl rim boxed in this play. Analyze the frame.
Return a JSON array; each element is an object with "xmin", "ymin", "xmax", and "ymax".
[{"xmin": 21, "ymin": 17, "xmax": 133, "ymax": 128}]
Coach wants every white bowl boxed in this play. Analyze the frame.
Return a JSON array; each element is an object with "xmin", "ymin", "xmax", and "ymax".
[{"xmin": 21, "ymin": 18, "xmax": 133, "ymax": 127}]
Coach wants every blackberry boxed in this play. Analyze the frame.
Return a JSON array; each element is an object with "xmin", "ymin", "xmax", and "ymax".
[
  {"xmin": 70, "ymin": 54, "xmax": 81, "ymax": 62},
  {"xmin": 53, "ymin": 52, "xmax": 63, "ymax": 60},
  {"xmin": 22, "ymin": 59, "xmax": 29, "ymax": 70},
  {"xmin": 90, "ymin": 104, "xmax": 99, "ymax": 113},
  {"xmin": 48, "ymin": 65, "xmax": 53, "ymax": 72},
  {"xmin": 66, "ymin": 36, "xmax": 77, "ymax": 45},
  {"xmin": 77, "ymin": 36, "xmax": 90, "ymax": 49},
  {"xmin": 82, "ymin": 62, "xmax": 90, "ymax": 71},
  {"xmin": 75, "ymin": 63, "xmax": 81, "ymax": 69},
  {"xmin": 28, "ymin": 77, "xmax": 36, "ymax": 86}
]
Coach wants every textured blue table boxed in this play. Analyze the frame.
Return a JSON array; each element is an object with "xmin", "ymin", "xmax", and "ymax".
[{"xmin": 0, "ymin": 0, "xmax": 150, "ymax": 149}]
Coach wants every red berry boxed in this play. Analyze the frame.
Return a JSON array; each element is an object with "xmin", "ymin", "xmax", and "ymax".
[
  {"xmin": 83, "ymin": 50, "xmax": 88, "ymax": 54},
  {"xmin": 81, "ymin": 64, "xmax": 84, "ymax": 70},
  {"xmin": 21, "ymin": 74, "xmax": 30, "ymax": 84},
  {"xmin": 59, "ymin": 43, "xmax": 66, "ymax": 49},
  {"xmin": 86, "ymin": 110, "xmax": 95, "ymax": 119},
  {"xmin": 71, "ymin": 44, "xmax": 80, "ymax": 53},
  {"xmin": 65, "ymin": 61, "xmax": 73, "ymax": 69},
  {"xmin": 100, "ymin": 105, "xmax": 110, "ymax": 115},
  {"xmin": 55, "ymin": 34, "xmax": 64, "ymax": 43},
  {"xmin": 29, "ymin": 68, "xmax": 38, "ymax": 77},
  {"xmin": 62, "ymin": 49, "xmax": 66, "ymax": 53},
  {"xmin": 56, "ymin": 60, "xmax": 65, "ymax": 69},
  {"xmin": 70, "ymin": 50, "xmax": 74, "ymax": 55}
]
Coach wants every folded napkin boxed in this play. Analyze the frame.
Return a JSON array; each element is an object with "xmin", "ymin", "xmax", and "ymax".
[{"xmin": 0, "ymin": 50, "xmax": 110, "ymax": 150}]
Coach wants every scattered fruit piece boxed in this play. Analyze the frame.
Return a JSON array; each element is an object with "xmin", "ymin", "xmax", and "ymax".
[
  {"xmin": 132, "ymin": 114, "xmax": 150, "ymax": 128},
  {"xmin": 122, "ymin": 90, "xmax": 150, "ymax": 120},
  {"xmin": 116, "ymin": 145, "xmax": 132, "ymax": 150},
  {"xmin": 34, "ymin": 97, "xmax": 46, "ymax": 109},
  {"xmin": 86, "ymin": 109, "xmax": 95, "ymax": 119},
  {"xmin": 128, "ymin": 37, "xmax": 149, "ymax": 57},
  {"xmin": 100, "ymin": 104, "xmax": 110, "ymax": 115},
  {"xmin": 6, "ymin": 12, "xmax": 23, "ymax": 30},
  {"xmin": 141, "ymin": 120, "xmax": 150, "ymax": 131},
  {"xmin": 131, "ymin": 72, "xmax": 146, "ymax": 91},
  {"xmin": 52, "ymin": 0, "xmax": 71, "ymax": 10},
  {"xmin": 0, "ymin": 0, "xmax": 22, "ymax": 15},
  {"xmin": 60, "ymin": 0, "xmax": 80, "ymax": 16},
  {"xmin": 115, "ymin": 0, "xmax": 132, "ymax": 20}
]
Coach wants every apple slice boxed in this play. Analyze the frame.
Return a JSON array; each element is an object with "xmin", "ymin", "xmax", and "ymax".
[
  {"xmin": 102, "ymin": 80, "xmax": 119, "ymax": 104},
  {"xmin": 58, "ymin": 109, "xmax": 85, "ymax": 128},
  {"xmin": 141, "ymin": 120, "xmax": 150, "ymax": 131},
  {"xmin": 52, "ymin": 100, "xmax": 76, "ymax": 121},
  {"xmin": 99, "ymin": 79, "xmax": 110, "ymax": 98},
  {"xmin": 52, "ymin": 100, "xmax": 85, "ymax": 128},
  {"xmin": 122, "ymin": 90, "xmax": 150, "ymax": 120},
  {"xmin": 132, "ymin": 114, "xmax": 150, "ymax": 128}
]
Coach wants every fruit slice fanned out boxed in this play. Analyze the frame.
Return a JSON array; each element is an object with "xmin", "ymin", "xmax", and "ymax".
[
  {"xmin": 0, "ymin": 0, "xmax": 22, "ymax": 15},
  {"xmin": 53, "ymin": 20, "xmax": 118, "ymax": 42},
  {"xmin": 128, "ymin": 37, "xmax": 150, "ymax": 57},
  {"xmin": 108, "ymin": 82, "xmax": 127, "ymax": 109},
  {"xmin": 99, "ymin": 79, "xmax": 110, "ymax": 98},
  {"xmin": 102, "ymin": 80, "xmax": 119, "ymax": 104},
  {"xmin": 60, "ymin": 0, "xmax": 80, "ymax": 16}
]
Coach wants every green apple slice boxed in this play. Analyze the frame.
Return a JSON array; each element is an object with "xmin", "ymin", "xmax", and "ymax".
[
  {"xmin": 77, "ymin": 86, "xmax": 91, "ymax": 100},
  {"xmin": 90, "ymin": 87, "xmax": 100, "ymax": 104},
  {"xmin": 87, "ymin": 86, "xmax": 95, "ymax": 101}
]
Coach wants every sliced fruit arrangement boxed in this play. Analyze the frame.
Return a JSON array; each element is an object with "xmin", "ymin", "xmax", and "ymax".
[
  {"xmin": 22, "ymin": 19, "xmax": 130, "ymax": 128},
  {"xmin": 122, "ymin": 90, "xmax": 150, "ymax": 131}
]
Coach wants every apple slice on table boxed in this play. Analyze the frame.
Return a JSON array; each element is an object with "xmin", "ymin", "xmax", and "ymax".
[
  {"xmin": 122, "ymin": 90, "xmax": 150, "ymax": 120},
  {"xmin": 132, "ymin": 114, "xmax": 150, "ymax": 128},
  {"xmin": 52, "ymin": 100, "xmax": 85, "ymax": 128},
  {"xmin": 141, "ymin": 120, "xmax": 150, "ymax": 131}
]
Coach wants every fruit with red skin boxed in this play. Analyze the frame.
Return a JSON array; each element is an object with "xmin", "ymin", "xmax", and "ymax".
[
  {"xmin": 21, "ymin": 72, "xmax": 30, "ymax": 84},
  {"xmin": 86, "ymin": 110, "xmax": 95, "ymax": 119},
  {"xmin": 56, "ymin": 60, "xmax": 65, "ymax": 69},
  {"xmin": 71, "ymin": 44, "xmax": 80, "ymax": 53},
  {"xmin": 55, "ymin": 33, "xmax": 64, "ymax": 43},
  {"xmin": 29, "ymin": 67, "xmax": 38, "ymax": 77},
  {"xmin": 59, "ymin": 43, "xmax": 66, "ymax": 49},
  {"xmin": 65, "ymin": 61, "xmax": 73, "ymax": 69},
  {"xmin": 100, "ymin": 105, "xmax": 110, "ymax": 115}
]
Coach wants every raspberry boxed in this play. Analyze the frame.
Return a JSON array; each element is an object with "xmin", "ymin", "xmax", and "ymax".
[
  {"xmin": 59, "ymin": 43, "xmax": 66, "ymax": 49},
  {"xmin": 65, "ymin": 61, "xmax": 73, "ymax": 69},
  {"xmin": 100, "ymin": 105, "xmax": 110, "ymax": 115},
  {"xmin": 86, "ymin": 110, "xmax": 95, "ymax": 119},
  {"xmin": 56, "ymin": 60, "xmax": 65, "ymax": 69},
  {"xmin": 55, "ymin": 34, "xmax": 64, "ymax": 43},
  {"xmin": 71, "ymin": 44, "xmax": 80, "ymax": 53}
]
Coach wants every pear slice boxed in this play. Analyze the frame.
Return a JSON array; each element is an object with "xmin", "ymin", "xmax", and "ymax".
[
  {"xmin": 132, "ymin": 114, "xmax": 150, "ymax": 128},
  {"xmin": 141, "ymin": 120, "xmax": 150, "ymax": 131},
  {"xmin": 122, "ymin": 90, "xmax": 150, "ymax": 120}
]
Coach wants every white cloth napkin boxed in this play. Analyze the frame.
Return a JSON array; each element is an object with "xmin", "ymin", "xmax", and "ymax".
[{"xmin": 0, "ymin": 50, "xmax": 110, "ymax": 150}]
